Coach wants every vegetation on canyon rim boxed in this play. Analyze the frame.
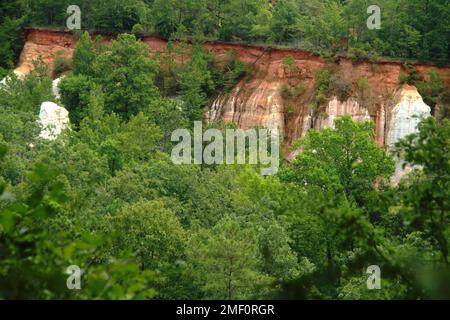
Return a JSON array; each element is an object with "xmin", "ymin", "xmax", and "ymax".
[
  {"xmin": 0, "ymin": 1, "xmax": 449, "ymax": 300},
  {"xmin": 1, "ymin": 0, "xmax": 450, "ymax": 78}
]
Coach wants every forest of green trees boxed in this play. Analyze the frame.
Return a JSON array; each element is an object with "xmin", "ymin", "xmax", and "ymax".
[
  {"xmin": 0, "ymin": 0, "xmax": 449, "ymax": 300},
  {"xmin": 1, "ymin": 0, "xmax": 450, "ymax": 78}
]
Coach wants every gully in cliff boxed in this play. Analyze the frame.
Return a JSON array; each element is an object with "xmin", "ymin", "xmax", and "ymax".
[{"xmin": 171, "ymin": 122, "xmax": 280, "ymax": 175}]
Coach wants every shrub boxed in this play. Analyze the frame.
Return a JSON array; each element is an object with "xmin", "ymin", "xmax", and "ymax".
[
  {"xmin": 319, "ymin": 111, "xmax": 329, "ymax": 118},
  {"xmin": 311, "ymin": 69, "xmax": 332, "ymax": 111},
  {"xmin": 215, "ymin": 50, "xmax": 251, "ymax": 92},
  {"xmin": 285, "ymin": 105, "xmax": 294, "ymax": 114},
  {"xmin": 0, "ymin": 67, "xmax": 7, "ymax": 79},
  {"xmin": 316, "ymin": 69, "xmax": 331, "ymax": 93},
  {"xmin": 0, "ymin": 17, "xmax": 25, "ymax": 77},
  {"xmin": 315, "ymin": 93, "xmax": 328, "ymax": 107},
  {"xmin": 399, "ymin": 63, "xmax": 422, "ymax": 85},
  {"xmin": 280, "ymin": 84, "xmax": 292, "ymax": 100},
  {"xmin": 280, "ymin": 84, "xmax": 306, "ymax": 101},
  {"xmin": 333, "ymin": 77, "xmax": 352, "ymax": 101},
  {"xmin": 417, "ymin": 70, "xmax": 444, "ymax": 109},
  {"xmin": 53, "ymin": 51, "xmax": 72, "ymax": 77},
  {"xmin": 132, "ymin": 23, "xmax": 144, "ymax": 35},
  {"xmin": 291, "ymin": 84, "xmax": 306, "ymax": 100},
  {"xmin": 358, "ymin": 78, "xmax": 369, "ymax": 95},
  {"xmin": 440, "ymin": 89, "xmax": 450, "ymax": 105},
  {"xmin": 282, "ymin": 55, "xmax": 295, "ymax": 66},
  {"xmin": 59, "ymin": 74, "xmax": 93, "ymax": 126},
  {"xmin": 348, "ymin": 47, "xmax": 369, "ymax": 63}
]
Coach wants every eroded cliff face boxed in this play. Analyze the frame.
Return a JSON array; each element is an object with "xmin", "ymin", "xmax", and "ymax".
[
  {"xmin": 386, "ymin": 85, "xmax": 431, "ymax": 147},
  {"xmin": 16, "ymin": 30, "xmax": 77, "ymax": 75},
  {"xmin": 15, "ymin": 29, "xmax": 450, "ymax": 153},
  {"xmin": 207, "ymin": 52, "xmax": 449, "ymax": 152},
  {"xmin": 386, "ymin": 85, "xmax": 431, "ymax": 185},
  {"xmin": 199, "ymin": 44, "xmax": 449, "ymax": 158},
  {"xmin": 314, "ymin": 97, "xmax": 371, "ymax": 130}
]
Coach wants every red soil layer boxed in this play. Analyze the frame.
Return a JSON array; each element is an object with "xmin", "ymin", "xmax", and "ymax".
[{"xmin": 17, "ymin": 29, "xmax": 450, "ymax": 150}]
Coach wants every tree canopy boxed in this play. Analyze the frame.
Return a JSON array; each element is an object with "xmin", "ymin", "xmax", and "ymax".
[
  {"xmin": 0, "ymin": 2, "xmax": 449, "ymax": 300},
  {"xmin": 1, "ymin": 0, "xmax": 449, "ymax": 77}
]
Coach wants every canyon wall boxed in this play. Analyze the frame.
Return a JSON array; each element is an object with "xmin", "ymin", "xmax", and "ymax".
[{"xmin": 15, "ymin": 29, "xmax": 450, "ymax": 155}]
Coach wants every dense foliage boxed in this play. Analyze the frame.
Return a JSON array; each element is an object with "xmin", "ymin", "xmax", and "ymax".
[
  {"xmin": 1, "ymin": 31, "xmax": 449, "ymax": 299},
  {"xmin": 1, "ymin": 0, "xmax": 449, "ymax": 77}
]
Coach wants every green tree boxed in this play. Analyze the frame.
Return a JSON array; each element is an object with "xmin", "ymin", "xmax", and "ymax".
[
  {"xmin": 92, "ymin": 34, "xmax": 161, "ymax": 118},
  {"xmin": 72, "ymin": 32, "xmax": 98, "ymax": 76},
  {"xmin": 110, "ymin": 200, "xmax": 186, "ymax": 269},
  {"xmin": 116, "ymin": 112, "xmax": 162, "ymax": 161},
  {"xmin": 282, "ymin": 116, "xmax": 395, "ymax": 206},
  {"xmin": 90, "ymin": 0, "xmax": 148, "ymax": 31},
  {"xmin": 0, "ymin": 15, "xmax": 26, "ymax": 77},
  {"xmin": 395, "ymin": 117, "xmax": 450, "ymax": 264},
  {"xmin": 417, "ymin": 70, "xmax": 444, "ymax": 112},
  {"xmin": 59, "ymin": 74, "xmax": 94, "ymax": 126},
  {"xmin": 187, "ymin": 216, "xmax": 273, "ymax": 299},
  {"xmin": 179, "ymin": 45, "xmax": 214, "ymax": 122},
  {"xmin": 270, "ymin": 0, "xmax": 301, "ymax": 43},
  {"xmin": 0, "ymin": 155, "xmax": 154, "ymax": 299}
]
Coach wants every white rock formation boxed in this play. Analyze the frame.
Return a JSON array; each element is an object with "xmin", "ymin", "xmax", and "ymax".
[
  {"xmin": 301, "ymin": 114, "xmax": 312, "ymax": 136},
  {"xmin": 39, "ymin": 101, "xmax": 70, "ymax": 140},
  {"xmin": 387, "ymin": 85, "xmax": 431, "ymax": 185},
  {"xmin": 315, "ymin": 97, "xmax": 371, "ymax": 130},
  {"xmin": 265, "ymin": 94, "xmax": 284, "ymax": 132},
  {"xmin": 52, "ymin": 77, "xmax": 64, "ymax": 99},
  {"xmin": 387, "ymin": 85, "xmax": 430, "ymax": 147}
]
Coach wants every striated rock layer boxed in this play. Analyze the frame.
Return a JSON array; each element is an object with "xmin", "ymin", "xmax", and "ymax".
[
  {"xmin": 52, "ymin": 76, "xmax": 64, "ymax": 100},
  {"xmin": 386, "ymin": 85, "xmax": 431, "ymax": 185},
  {"xmin": 15, "ymin": 29, "xmax": 450, "ymax": 151},
  {"xmin": 387, "ymin": 85, "xmax": 431, "ymax": 147},
  {"xmin": 314, "ymin": 97, "xmax": 371, "ymax": 130}
]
